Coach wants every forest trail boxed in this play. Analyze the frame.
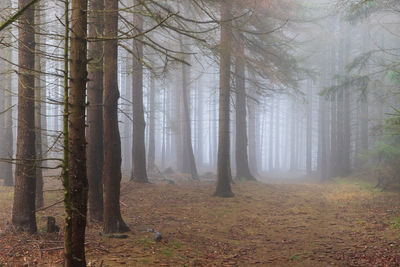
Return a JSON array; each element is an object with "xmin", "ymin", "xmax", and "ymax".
[{"xmin": 0, "ymin": 177, "xmax": 400, "ymax": 266}]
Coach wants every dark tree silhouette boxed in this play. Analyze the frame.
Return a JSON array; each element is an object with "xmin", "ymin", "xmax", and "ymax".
[
  {"xmin": 12, "ymin": 0, "xmax": 37, "ymax": 234},
  {"xmin": 103, "ymin": 0, "xmax": 130, "ymax": 233}
]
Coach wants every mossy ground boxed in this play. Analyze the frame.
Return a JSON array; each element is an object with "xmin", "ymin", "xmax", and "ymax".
[{"xmin": 0, "ymin": 174, "xmax": 399, "ymax": 266}]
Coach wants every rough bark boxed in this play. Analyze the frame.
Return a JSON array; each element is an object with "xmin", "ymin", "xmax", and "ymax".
[
  {"xmin": 12, "ymin": 0, "xmax": 36, "ymax": 234},
  {"xmin": 214, "ymin": 0, "xmax": 234, "ymax": 197},
  {"xmin": 103, "ymin": 0, "xmax": 130, "ymax": 234},
  {"xmin": 34, "ymin": 5, "xmax": 43, "ymax": 208},
  {"xmin": 65, "ymin": 0, "xmax": 89, "ymax": 264},
  {"xmin": 234, "ymin": 37, "xmax": 254, "ymax": 181},
  {"xmin": 131, "ymin": 0, "xmax": 148, "ymax": 182},
  {"xmin": 87, "ymin": 0, "xmax": 104, "ymax": 222}
]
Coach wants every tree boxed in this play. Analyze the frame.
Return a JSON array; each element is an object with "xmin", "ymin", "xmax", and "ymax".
[
  {"xmin": 64, "ymin": 0, "xmax": 89, "ymax": 264},
  {"xmin": 234, "ymin": 34, "xmax": 255, "ymax": 181},
  {"xmin": 103, "ymin": 0, "xmax": 130, "ymax": 233},
  {"xmin": 12, "ymin": 0, "xmax": 37, "ymax": 234},
  {"xmin": 87, "ymin": 0, "xmax": 104, "ymax": 222},
  {"xmin": 147, "ymin": 74, "xmax": 156, "ymax": 171},
  {"xmin": 131, "ymin": 0, "xmax": 148, "ymax": 183},
  {"xmin": 0, "ymin": 0, "xmax": 13, "ymax": 187},
  {"xmin": 180, "ymin": 38, "xmax": 199, "ymax": 180},
  {"xmin": 34, "ymin": 4, "xmax": 44, "ymax": 208},
  {"xmin": 214, "ymin": 0, "xmax": 234, "ymax": 197}
]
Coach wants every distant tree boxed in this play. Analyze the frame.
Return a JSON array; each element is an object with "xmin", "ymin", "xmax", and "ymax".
[
  {"xmin": 131, "ymin": 0, "xmax": 149, "ymax": 183},
  {"xmin": 214, "ymin": 0, "xmax": 234, "ymax": 197},
  {"xmin": 87, "ymin": 0, "xmax": 104, "ymax": 222},
  {"xmin": 234, "ymin": 33, "xmax": 255, "ymax": 181},
  {"xmin": 12, "ymin": 0, "xmax": 37, "ymax": 233},
  {"xmin": 180, "ymin": 37, "xmax": 199, "ymax": 180},
  {"xmin": 0, "ymin": 0, "xmax": 14, "ymax": 187}
]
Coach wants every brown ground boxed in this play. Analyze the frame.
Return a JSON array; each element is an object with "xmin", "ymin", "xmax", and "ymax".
[{"xmin": 0, "ymin": 174, "xmax": 400, "ymax": 266}]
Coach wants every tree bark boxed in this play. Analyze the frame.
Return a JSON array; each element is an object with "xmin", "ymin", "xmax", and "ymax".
[
  {"xmin": 214, "ymin": 0, "xmax": 233, "ymax": 197},
  {"xmin": 87, "ymin": 0, "xmax": 104, "ymax": 222},
  {"xmin": 103, "ymin": 0, "xmax": 130, "ymax": 234},
  {"xmin": 65, "ymin": 0, "xmax": 89, "ymax": 264},
  {"xmin": 34, "ymin": 4, "xmax": 43, "ymax": 208},
  {"xmin": 12, "ymin": 0, "xmax": 36, "ymax": 233},
  {"xmin": 234, "ymin": 37, "xmax": 254, "ymax": 181},
  {"xmin": 131, "ymin": 0, "xmax": 148, "ymax": 182}
]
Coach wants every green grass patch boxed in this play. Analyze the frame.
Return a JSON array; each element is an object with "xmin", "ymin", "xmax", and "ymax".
[
  {"xmin": 390, "ymin": 217, "xmax": 400, "ymax": 229},
  {"xmin": 289, "ymin": 253, "xmax": 302, "ymax": 261},
  {"xmin": 159, "ymin": 248, "xmax": 174, "ymax": 257},
  {"xmin": 169, "ymin": 240, "xmax": 182, "ymax": 249},
  {"xmin": 137, "ymin": 238, "xmax": 153, "ymax": 248}
]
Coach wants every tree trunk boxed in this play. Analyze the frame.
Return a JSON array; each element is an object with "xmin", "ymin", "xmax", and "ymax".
[
  {"xmin": 87, "ymin": 0, "xmax": 104, "ymax": 222},
  {"xmin": 318, "ymin": 95, "xmax": 328, "ymax": 180},
  {"xmin": 268, "ymin": 100, "xmax": 274, "ymax": 171},
  {"xmin": 0, "ymin": 0, "xmax": 13, "ymax": 187},
  {"xmin": 103, "ymin": 0, "xmax": 130, "ymax": 234},
  {"xmin": 147, "ymin": 74, "xmax": 156, "ymax": 171},
  {"xmin": 180, "ymin": 40, "xmax": 199, "ymax": 179},
  {"xmin": 131, "ymin": 0, "xmax": 148, "ymax": 182},
  {"xmin": 274, "ymin": 98, "xmax": 280, "ymax": 170},
  {"xmin": 65, "ymin": 0, "xmax": 89, "ymax": 264},
  {"xmin": 214, "ymin": 0, "xmax": 233, "ymax": 197},
  {"xmin": 34, "ymin": 5, "xmax": 43, "ymax": 208},
  {"xmin": 248, "ymin": 102, "xmax": 258, "ymax": 175},
  {"xmin": 306, "ymin": 82, "xmax": 312, "ymax": 175},
  {"xmin": 12, "ymin": 0, "xmax": 37, "ymax": 234},
  {"xmin": 234, "ymin": 37, "xmax": 254, "ymax": 181}
]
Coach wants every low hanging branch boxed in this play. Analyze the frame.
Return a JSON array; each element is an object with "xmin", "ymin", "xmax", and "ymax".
[{"xmin": 0, "ymin": 0, "xmax": 40, "ymax": 32}]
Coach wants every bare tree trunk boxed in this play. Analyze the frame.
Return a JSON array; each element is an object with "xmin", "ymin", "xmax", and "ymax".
[
  {"xmin": 87, "ymin": 0, "xmax": 104, "ymax": 222},
  {"xmin": 274, "ymin": 98, "xmax": 280, "ymax": 170},
  {"xmin": 65, "ymin": 0, "xmax": 89, "ymax": 264},
  {"xmin": 234, "ymin": 36, "xmax": 254, "ymax": 181},
  {"xmin": 147, "ymin": 74, "xmax": 156, "ymax": 171},
  {"xmin": 34, "ymin": 5, "xmax": 43, "ymax": 208},
  {"xmin": 306, "ymin": 82, "xmax": 312, "ymax": 175},
  {"xmin": 214, "ymin": 0, "xmax": 233, "ymax": 197},
  {"xmin": 12, "ymin": 0, "xmax": 37, "ymax": 233},
  {"xmin": 248, "ymin": 102, "xmax": 258, "ymax": 175},
  {"xmin": 196, "ymin": 79, "xmax": 203, "ymax": 168},
  {"xmin": 131, "ymin": 0, "xmax": 148, "ymax": 182},
  {"xmin": 180, "ymin": 40, "xmax": 198, "ymax": 179},
  {"xmin": 0, "ymin": 0, "xmax": 13, "ymax": 186},
  {"xmin": 103, "ymin": 0, "xmax": 130, "ymax": 234},
  {"xmin": 360, "ymin": 95, "xmax": 368, "ymax": 152},
  {"xmin": 268, "ymin": 100, "xmax": 274, "ymax": 171}
]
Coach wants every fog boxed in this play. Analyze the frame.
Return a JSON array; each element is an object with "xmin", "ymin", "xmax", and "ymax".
[{"xmin": 0, "ymin": 0, "xmax": 399, "ymax": 265}]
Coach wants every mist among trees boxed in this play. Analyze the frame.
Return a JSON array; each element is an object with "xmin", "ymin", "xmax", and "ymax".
[{"xmin": 0, "ymin": 0, "xmax": 399, "ymax": 265}]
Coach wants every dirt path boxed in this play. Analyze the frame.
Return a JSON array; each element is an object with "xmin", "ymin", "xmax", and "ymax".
[{"xmin": 1, "ymin": 178, "xmax": 400, "ymax": 266}]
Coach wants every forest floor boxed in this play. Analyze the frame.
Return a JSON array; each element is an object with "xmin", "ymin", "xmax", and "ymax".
[{"xmin": 0, "ymin": 173, "xmax": 400, "ymax": 266}]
